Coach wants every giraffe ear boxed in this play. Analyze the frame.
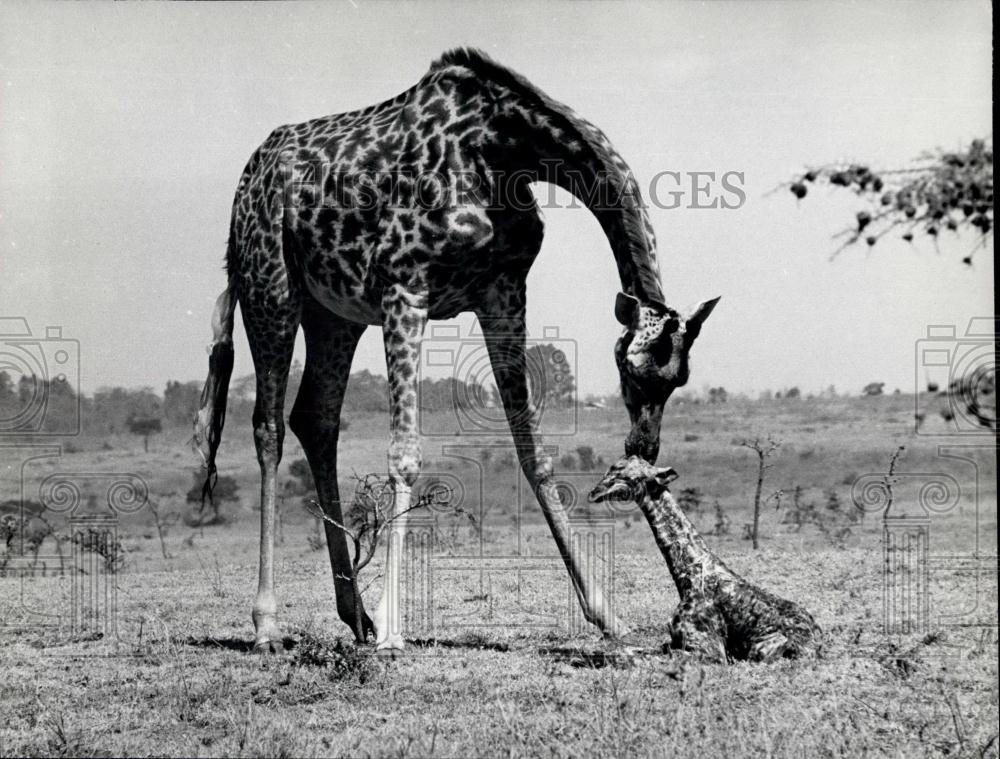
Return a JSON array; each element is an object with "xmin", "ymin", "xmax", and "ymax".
[
  {"xmin": 614, "ymin": 292, "xmax": 640, "ymax": 326},
  {"xmin": 687, "ymin": 297, "xmax": 721, "ymax": 329},
  {"xmin": 654, "ymin": 466, "xmax": 679, "ymax": 488}
]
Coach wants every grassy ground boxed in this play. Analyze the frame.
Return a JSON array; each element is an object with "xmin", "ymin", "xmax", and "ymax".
[{"xmin": 1, "ymin": 396, "xmax": 997, "ymax": 757}]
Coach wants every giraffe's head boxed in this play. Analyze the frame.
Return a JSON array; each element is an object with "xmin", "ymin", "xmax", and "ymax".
[
  {"xmin": 614, "ymin": 292, "xmax": 720, "ymax": 463},
  {"xmin": 588, "ymin": 454, "xmax": 678, "ymax": 504}
]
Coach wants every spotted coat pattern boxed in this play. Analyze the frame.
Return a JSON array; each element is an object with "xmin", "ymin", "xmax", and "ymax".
[{"xmin": 196, "ymin": 49, "xmax": 719, "ymax": 651}]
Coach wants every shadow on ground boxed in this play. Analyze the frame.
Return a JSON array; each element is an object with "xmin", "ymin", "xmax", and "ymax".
[{"xmin": 182, "ymin": 635, "xmax": 300, "ymax": 652}]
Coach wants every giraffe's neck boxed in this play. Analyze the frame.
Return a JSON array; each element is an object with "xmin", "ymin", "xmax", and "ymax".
[
  {"xmin": 430, "ymin": 49, "xmax": 666, "ymax": 304},
  {"xmin": 548, "ymin": 141, "xmax": 665, "ymax": 306},
  {"xmin": 491, "ymin": 105, "xmax": 666, "ymax": 305},
  {"xmin": 638, "ymin": 488, "xmax": 721, "ymax": 597}
]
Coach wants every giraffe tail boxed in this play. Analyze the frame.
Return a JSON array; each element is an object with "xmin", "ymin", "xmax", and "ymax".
[{"xmin": 192, "ymin": 279, "xmax": 236, "ymax": 512}]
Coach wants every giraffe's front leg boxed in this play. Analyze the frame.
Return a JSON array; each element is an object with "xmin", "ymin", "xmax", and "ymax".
[
  {"xmin": 479, "ymin": 309, "xmax": 629, "ymax": 639},
  {"xmin": 373, "ymin": 285, "xmax": 428, "ymax": 654}
]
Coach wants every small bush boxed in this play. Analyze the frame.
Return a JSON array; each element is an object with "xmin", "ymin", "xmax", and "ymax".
[
  {"xmin": 292, "ymin": 630, "xmax": 376, "ymax": 683},
  {"xmin": 712, "ymin": 499, "xmax": 729, "ymax": 536},
  {"xmin": 575, "ymin": 446, "xmax": 597, "ymax": 471},
  {"xmin": 72, "ymin": 527, "xmax": 125, "ymax": 573},
  {"xmin": 677, "ymin": 487, "xmax": 703, "ymax": 513},
  {"xmin": 287, "ymin": 458, "xmax": 315, "ymax": 496},
  {"xmin": 824, "ymin": 488, "xmax": 842, "ymax": 514},
  {"xmin": 185, "ymin": 470, "xmax": 240, "ymax": 505},
  {"xmin": 307, "ymin": 519, "xmax": 325, "ymax": 551}
]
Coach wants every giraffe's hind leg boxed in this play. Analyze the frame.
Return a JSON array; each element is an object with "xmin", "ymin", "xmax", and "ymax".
[
  {"xmin": 665, "ymin": 596, "xmax": 728, "ymax": 663},
  {"xmin": 289, "ymin": 298, "xmax": 374, "ymax": 643},
  {"xmin": 237, "ymin": 262, "xmax": 302, "ymax": 653},
  {"xmin": 244, "ymin": 316, "xmax": 298, "ymax": 653}
]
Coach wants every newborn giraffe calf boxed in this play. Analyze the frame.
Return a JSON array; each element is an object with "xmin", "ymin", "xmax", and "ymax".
[{"xmin": 589, "ymin": 456, "xmax": 820, "ymax": 663}]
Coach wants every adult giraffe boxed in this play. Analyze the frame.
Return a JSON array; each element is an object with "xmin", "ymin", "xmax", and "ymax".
[{"xmin": 193, "ymin": 48, "xmax": 719, "ymax": 653}]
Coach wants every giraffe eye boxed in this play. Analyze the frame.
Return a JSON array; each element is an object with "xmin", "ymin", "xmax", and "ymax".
[
  {"xmin": 651, "ymin": 334, "xmax": 674, "ymax": 364},
  {"xmin": 663, "ymin": 318, "xmax": 679, "ymax": 334}
]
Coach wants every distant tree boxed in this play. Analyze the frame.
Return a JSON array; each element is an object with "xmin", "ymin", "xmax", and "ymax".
[
  {"xmin": 286, "ymin": 457, "xmax": 316, "ymax": 497},
  {"xmin": 784, "ymin": 387, "xmax": 801, "ymax": 400},
  {"xmin": 229, "ymin": 372, "xmax": 257, "ymax": 403},
  {"xmin": 0, "ymin": 371, "xmax": 14, "ymax": 405},
  {"xmin": 282, "ymin": 455, "xmax": 317, "ymax": 548},
  {"xmin": 91, "ymin": 386, "xmax": 159, "ymax": 435},
  {"xmin": 163, "ymin": 380, "xmax": 202, "ymax": 426},
  {"xmin": 575, "ymin": 446, "xmax": 597, "ymax": 471},
  {"xmin": 708, "ymin": 386, "xmax": 728, "ymax": 404},
  {"xmin": 343, "ymin": 370, "xmax": 389, "ymax": 413},
  {"xmin": 786, "ymin": 138, "xmax": 993, "ymax": 264},
  {"xmin": 417, "ymin": 376, "xmax": 490, "ymax": 413},
  {"xmin": 526, "ymin": 343, "xmax": 575, "ymax": 406},
  {"xmin": 186, "ymin": 469, "xmax": 240, "ymax": 525},
  {"xmin": 127, "ymin": 415, "xmax": 161, "ymax": 452},
  {"xmin": 863, "ymin": 382, "xmax": 885, "ymax": 397},
  {"xmin": 712, "ymin": 499, "xmax": 730, "ymax": 536},
  {"xmin": 0, "ymin": 371, "xmax": 15, "ymax": 432},
  {"xmin": 740, "ymin": 436, "xmax": 782, "ymax": 550},
  {"xmin": 5, "ymin": 374, "xmax": 80, "ymax": 434}
]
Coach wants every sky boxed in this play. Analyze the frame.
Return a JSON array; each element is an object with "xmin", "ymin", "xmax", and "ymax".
[{"xmin": 0, "ymin": 1, "xmax": 993, "ymax": 400}]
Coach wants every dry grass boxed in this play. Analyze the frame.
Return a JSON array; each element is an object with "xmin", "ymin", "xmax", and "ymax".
[{"xmin": 0, "ymin": 396, "xmax": 996, "ymax": 757}]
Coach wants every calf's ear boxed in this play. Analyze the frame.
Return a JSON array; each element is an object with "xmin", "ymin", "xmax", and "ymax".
[
  {"xmin": 653, "ymin": 466, "xmax": 679, "ymax": 488},
  {"xmin": 614, "ymin": 292, "xmax": 640, "ymax": 327}
]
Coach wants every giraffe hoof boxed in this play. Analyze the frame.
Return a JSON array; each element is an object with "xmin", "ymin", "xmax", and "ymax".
[
  {"xmin": 253, "ymin": 636, "xmax": 285, "ymax": 655},
  {"xmin": 600, "ymin": 618, "xmax": 632, "ymax": 640},
  {"xmin": 253, "ymin": 638, "xmax": 284, "ymax": 655},
  {"xmin": 375, "ymin": 636, "xmax": 405, "ymax": 657}
]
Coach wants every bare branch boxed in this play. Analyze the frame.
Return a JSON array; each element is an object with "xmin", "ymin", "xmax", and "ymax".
[
  {"xmin": 301, "ymin": 499, "xmax": 359, "ymax": 542},
  {"xmin": 882, "ymin": 445, "xmax": 906, "ymax": 515},
  {"xmin": 740, "ymin": 436, "xmax": 782, "ymax": 549}
]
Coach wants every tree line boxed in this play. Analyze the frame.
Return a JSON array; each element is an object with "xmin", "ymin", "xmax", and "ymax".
[{"xmin": 0, "ymin": 342, "xmax": 576, "ymax": 438}]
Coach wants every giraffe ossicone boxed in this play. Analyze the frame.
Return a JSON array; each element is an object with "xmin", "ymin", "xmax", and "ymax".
[{"xmin": 192, "ymin": 48, "xmax": 719, "ymax": 653}]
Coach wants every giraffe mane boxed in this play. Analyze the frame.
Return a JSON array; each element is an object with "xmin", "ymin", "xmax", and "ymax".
[{"xmin": 433, "ymin": 48, "xmax": 665, "ymax": 306}]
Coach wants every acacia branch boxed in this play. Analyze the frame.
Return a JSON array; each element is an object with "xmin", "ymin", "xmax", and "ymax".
[
  {"xmin": 882, "ymin": 445, "xmax": 905, "ymax": 514},
  {"xmin": 301, "ymin": 474, "xmax": 435, "ymax": 577},
  {"xmin": 781, "ymin": 139, "xmax": 993, "ymax": 264}
]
